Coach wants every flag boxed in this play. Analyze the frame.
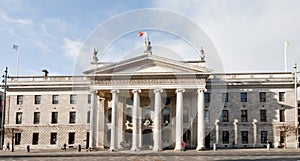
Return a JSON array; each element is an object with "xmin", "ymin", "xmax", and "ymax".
[
  {"xmin": 12, "ymin": 44, "xmax": 18, "ymax": 51},
  {"xmin": 284, "ymin": 41, "xmax": 289, "ymax": 48},
  {"xmin": 138, "ymin": 32, "xmax": 144, "ymax": 37}
]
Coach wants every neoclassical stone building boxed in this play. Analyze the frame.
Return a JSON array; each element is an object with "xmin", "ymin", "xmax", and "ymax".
[{"xmin": 2, "ymin": 48, "xmax": 299, "ymax": 151}]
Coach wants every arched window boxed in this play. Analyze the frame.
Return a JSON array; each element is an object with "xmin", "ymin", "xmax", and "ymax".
[
  {"xmin": 163, "ymin": 107, "xmax": 170, "ymax": 124},
  {"xmin": 144, "ymin": 108, "xmax": 151, "ymax": 120},
  {"xmin": 183, "ymin": 107, "xmax": 189, "ymax": 123}
]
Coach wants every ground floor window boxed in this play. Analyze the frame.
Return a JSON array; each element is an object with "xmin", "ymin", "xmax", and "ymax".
[
  {"xmin": 241, "ymin": 131, "xmax": 248, "ymax": 144},
  {"xmin": 50, "ymin": 133, "xmax": 57, "ymax": 145},
  {"xmin": 222, "ymin": 131, "xmax": 229, "ymax": 144},
  {"xmin": 261, "ymin": 131, "xmax": 268, "ymax": 144},
  {"xmin": 15, "ymin": 133, "xmax": 21, "ymax": 145},
  {"xmin": 68, "ymin": 132, "xmax": 75, "ymax": 145},
  {"xmin": 32, "ymin": 133, "xmax": 39, "ymax": 145}
]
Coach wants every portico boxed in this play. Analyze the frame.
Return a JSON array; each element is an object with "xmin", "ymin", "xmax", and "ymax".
[{"xmin": 84, "ymin": 53, "xmax": 211, "ymax": 151}]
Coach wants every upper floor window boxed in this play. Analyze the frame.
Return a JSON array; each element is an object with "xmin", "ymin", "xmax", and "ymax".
[
  {"xmin": 279, "ymin": 92, "xmax": 285, "ymax": 102},
  {"xmin": 34, "ymin": 95, "xmax": 41, "ymax": 104},
  {"xmin": 33, "ymin": 112, "xmax": 40, "ymax": 124},
  {"xmin": 16, "ymin": 112, "xmax": 22, "ymax": 124},
  {"xmin": 204, "ymin": 110, "xmax": 210, "ymax": 123},
  {"xmin": 52, "ymin": 95, "xmax": 59, "ymax": 104},
  {"xmin": 280, "ymin": 109, "xmax": 285, "ymax": 122},
  {"xmin": 240, "ymin": 93, "xmax": 247, "ymax": 102},
  {"xmin": 204, "ymin": 93, "xmax": 210, "ymax": 103},
  {"xmin": 69, "ymin": 111, "xmax": 76, "ymax": 124},
  {"xmin": 70, "ymin": 94, "xmax": 76, "ymax": 104},
  {"xmin": 222, "ymin": 110, "xmax": 229, "ymax": 122},
  {"xmin": 259, "ymin": 92, "xmax": 266, "ymax": 102},
  {"xmin": 17, "ymin": 95, "xmax": 23, "ymax": 105},
  {"xmin": 222, "ymin": 93, "xmax": 228, "ymax": 102},
  {"xmin": 88, "ymin": 94, "xmax": 91, "ymax": 104},
  {"xmin": 87, "ymin": 110, "xmax": 91, "ymax": 124},
  {"xmin": 241, "ymin": 110, "xmax": 248, "ymax": 122},
  {"xmin": 51, "ymin": 112, "xmax": 58, "ymax": 124},
  {"xmin": 260, "ymin": 110, "xmax": 267, "ymax": 122}
]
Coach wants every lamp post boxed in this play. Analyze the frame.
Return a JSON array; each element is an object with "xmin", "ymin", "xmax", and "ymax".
[
  {"xmin": 293, "ymin": 64, "xmax": 300, "ymax": 148},
  {"xmin": 1, "ymin": 67, "xmax": 8, "ymax": 150}
]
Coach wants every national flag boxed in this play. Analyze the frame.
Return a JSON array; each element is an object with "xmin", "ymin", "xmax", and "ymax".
[
  {"xmin": 138, "ymin": 32, "xmax": 144, "ymax": 37},
  {"xmin": 12, "ymin": 44, "xmax": 18, "ymax": 51}
]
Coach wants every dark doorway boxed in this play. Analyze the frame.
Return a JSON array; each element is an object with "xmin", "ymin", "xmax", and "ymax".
[
  {"xmin": 86, "ymin": 132, "xmax": 89, "ymax": 149},
  {"xmin": 142, "ymin": 129, "xmax": 153, "ymax": 148},
  {"xmin": 183, "ymin": 129, "xmax": 191, "ymax": 148},
  {"xmin": 205, "ymin": 133, "xmax": 210, "ymax": 149}
]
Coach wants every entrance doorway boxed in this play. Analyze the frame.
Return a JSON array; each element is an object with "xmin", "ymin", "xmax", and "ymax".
[
  {"xmin": 205, "ymin": 133, "xmax": 210, "ymax": 149},
  {"xmin": 183, "ymin": 129, "xmax": 191, "ymax": 148}
]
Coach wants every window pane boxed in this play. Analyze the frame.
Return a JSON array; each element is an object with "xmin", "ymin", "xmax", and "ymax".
[
  {"xmin": 68, "ymin": 132, "xmax": 75, "ymax": 144},
  {"xmin": 70, "ymin": 94, "xmax": 76, "ymax": 104},
  {"xmin": 15, "ymin": 133, "xmax": 21, "ymax": 145},
  {"xmin": 260, "ymin": 110, "xmax": 267, "ymax": 122},
  {"xmin": 163, "ymin": 108, "xmax": 170, "ymax": 124},
  {"xmin": 69, "ymin": 111, "xmax": 76, "ymax": 124},
  {"xmin": 204, "ymin": 93, "xmax": 210, "ymax": 102},
  {"xmin": 33, "ymin": 112, "xmax": 40, "ymax": 124},
  {"xmin": 222, "ymin": 131, "xmax": 229, "ymax": 144},
  {"xmin": 279, "ymin": 92, "xmax": 285, "ymax": 102},
  {"xmin": 222, "ymin": 93, "xmax": 228, "ymax": 102},
  {"xmin": 34, "ymin": 95, "xmax": 41, "ymax": 104},
  {"xmin": 240, "ymin": 93, "xmax": 247, "ymax": 102},
  {"xmin": 241, "ymin": 131, "xmax": 248, "ymax": 144},
  {"xmin": 17, "ymin": 95, "xmax": 23, "ymax": 105},
  {"xmin": 222, "ymin": 110, "xmax": 229, "ymax": 122},
  {"xmin": 32, "ymin": 133, "xmax": 39, "ymax": 145},
  {"xmin": 52, "ymin": 95, "xmax": 59, "ymax": 104},
  {"xmin": 241, "ymin": 110, "xmax": 247, "ymax": 122},
  {"xmin": 88, "ymin": 94, "xmax": 91, "ymax": 104},
  {"xmin": 87, "ymin": 111, "xmax": 91, "ymax": 124},
  {"xmin": 204, "ymin": 110, "xmax": 210, "ymax": 123},
  {"xmin": 16, "ymin": 112, "xmax": 22, "ymax": 124},
  {"xmin": 261, "ymin": 131, "xmax": 268, "ymax": 144},
  {"xmin": 51, "ymin": 112, "xmax": 58, "ymax": 124},
  {"xmin": 259, "ymin": 92, "xmax": 266, "ymax": 102},
  {"xmin": 280, "ymin": 109, "xmax": 285, "ymax": 122}
]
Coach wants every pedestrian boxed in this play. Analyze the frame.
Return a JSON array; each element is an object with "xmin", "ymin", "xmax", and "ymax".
[
  {"xmin": 6, "ymin": 142, "xmax": 10, "ymax": 151},
  {"xmin": 63, "ymin": 143, "xmax": 67, "ymax": 151},
  {"xmin": 182, "ymin": 141, "xmax": 187, "ymax": 151}
]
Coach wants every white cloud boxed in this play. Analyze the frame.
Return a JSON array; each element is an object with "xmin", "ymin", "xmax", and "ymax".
[
  {"xmin": 0, "ymin": 11, "xmax": 33, "ymax": 25},
  {"xmin": 63, "ymin": 38, "xmax": 83, "ymax": 60}
]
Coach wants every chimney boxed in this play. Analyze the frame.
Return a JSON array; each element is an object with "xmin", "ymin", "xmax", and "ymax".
[{"xmin": 41, "ymin": 69, "xmax": 49, "ymax": 77}]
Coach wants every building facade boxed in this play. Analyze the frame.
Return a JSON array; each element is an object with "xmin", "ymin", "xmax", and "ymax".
[{"xmin": 2, "ymin": 52, "xmax": 299, "ymax": 151}]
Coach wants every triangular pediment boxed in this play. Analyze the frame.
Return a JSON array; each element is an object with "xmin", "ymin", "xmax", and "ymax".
[{"xmin": 84, "ymin": 54, "xmax": 211, "ymax": 75}]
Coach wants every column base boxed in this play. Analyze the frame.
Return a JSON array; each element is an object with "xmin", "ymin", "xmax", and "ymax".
[
  {"xmin": 109, "ymin": 148, "xmax": 118, "ymax": 152},
  {"xmin": 174, "ymin": 147, "xmax": 183, "ymax": 151},
  {"xmin": 152, "ymin": 147, "xmax": 162, "ymax": 151},
  {"xmin": 196, "ymin": 146, "xmax": 205, "ymax": 151}
]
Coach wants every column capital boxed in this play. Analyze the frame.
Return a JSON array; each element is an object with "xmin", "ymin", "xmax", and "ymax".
[
  {"xmin": 89, "ymin": 89, "xmax": 97, "ymax": 94},
  {"xmin": 197, "ymin": 88, "xmax": 207, "ymax": 93},
  {"xmin": 175, "ymin": 88, "xmax": 185, "ymax": 93},
  {"xmin": 110, "ymin": 89, "xmax": 119, "ymax": 94},
  {"xmin": 153, "ymin": 88, "xmax": 163, "ymax": 93},
  {"xmin": 132, "ymin": 89, "xmax": 141, "ymax": 94}
]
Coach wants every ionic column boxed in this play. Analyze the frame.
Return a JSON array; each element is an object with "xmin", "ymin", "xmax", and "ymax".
[
  {"xmin": 109, "ymin": 90, "xmax": 119, "ymax": 151},
  {"xmin": 89, "ymin": 90, "xmax": 98, "ymax": 149},
  {"xmin": 131, "ymin": 89, "xmax": 141, "ymax": 151},
  {"xmin": 196, "ymin": 89, "xmax": 205, "ymax": 150},
  {"xmin": 153, "ymin": 89, "xmax": 163, "ymax": 151},
  {"xmin": 174, "ymin": 89, "xmax": 185, "ymax": 151}
]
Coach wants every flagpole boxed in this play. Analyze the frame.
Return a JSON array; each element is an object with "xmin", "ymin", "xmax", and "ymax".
[{"xmin": 284, "ymin": 41, "xmax": 287, "ymax": 72}]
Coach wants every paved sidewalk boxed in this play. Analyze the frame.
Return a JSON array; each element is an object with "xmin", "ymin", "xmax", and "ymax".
[{"xmin": 1, "ymin": 148, "xmax": 300, "ymax": 158}]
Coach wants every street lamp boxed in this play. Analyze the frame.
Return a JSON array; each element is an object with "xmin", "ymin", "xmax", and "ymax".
[{"xmin": 1, "ymin": 67, "xmax": 8, "ymax": 151}]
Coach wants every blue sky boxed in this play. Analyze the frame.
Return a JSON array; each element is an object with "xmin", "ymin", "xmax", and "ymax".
[{"xmin": 1, "ymin": 0, "xmax": 300, "ymax": 76}]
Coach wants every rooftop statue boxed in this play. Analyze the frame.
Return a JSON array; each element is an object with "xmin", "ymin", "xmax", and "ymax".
[{"xmin": 138, "ymin": 32, "xmax": 152, "ymax": 54}]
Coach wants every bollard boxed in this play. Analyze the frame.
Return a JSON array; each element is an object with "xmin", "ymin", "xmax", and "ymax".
[
  {"xmin": 267, "ymin": 143, "xmax": 270, "ymax": 151},
  {"xmin": 213, "ymin": 143, "xmax": 217, "ymax": 151},
  {"xmin": 27, "ymin": 145, "xmax": 30, "ymax": 152},
  {"xmin": 78, "ymin": 144, "xmax": 81, "ymax": 152}
]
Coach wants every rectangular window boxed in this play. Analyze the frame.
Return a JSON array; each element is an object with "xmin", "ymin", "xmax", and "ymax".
[
  {"xmin": 69, "ymin": 111, "xmax": 76, "ymax": 124},
  {"xmin": 259, "ymin": 92, "xmax": 266, "ymax": 102},
  {"xmin": 87, "ymin": 111, "xmax": 90, "ymax": 124},
  {"xmin": 34, "ymin": 95, "xmax": 41, "ymax": 104},
  {"xmin": 241, "ymin": 110, "xmax": 248, "ymax": 122},
  {"xmin": 15, "ymin": 133, "xmax": 21, "ymax": 145},
  {"xmin": 222, "ymin": 93, "xmax": 228, "ymax": 102},
  {"xmin": 222, "ymin": 131, "xmax": 229, "ymax": 144},
  {"xmin": 16, "ymin": 112, "xmax": 22, "ymax": 124},
  {"xmin": 261, "ymin": 131, "xmax": 268, "ymax": 144},
  {"xmin": 241, "ymin": 131, "xmax": 248, "ymax": 144},
  {"xmin": 280, "ymin": 131, "xmax": 285, "ymax": 143},
  {"xmin": 280, "ymin": 109, "xmax": 285, "ymax": 122},
  {"xmin": 68, "ymin": 132, "xmax": 75, "ymax": 144},
  {"xmin": 204, "ymin": 93, "xmax": 210, "ymax": 103},
  {"xmin": 17, "ymin": 95, "xmax": 23, "ymax": 105},
  {"xmin": 222, "ymin": 110, "xmax": 229, "ymax": 122},
  {"xmin": 260, "ymin": 110, "xmax": 267, "ymax": 122},
  {"xmin": 70, "ymin": 94, "xmax": 76, "ymax": 104},
  {"xmin": 33, "ymin": 112, "xmax": 40, "ymax": 124},
  {"xmin": 204, "ymin": 110, "xmax": 210, "ymax": 123},
  {"xmin": 240, "ymin": 93, "xmax": 247, "ymax": 102},
  {"xmin": 51, "ymin": 112, "xmax": 58, "ymax": 124},
  {"xmin": 88, "ymin": 94, "xmax": 91, "ymax": 104},
  {"xmin": 52, "ymin": 95, "xmax": 59, "ymax": 104},
  {"xmin": 50, "ymin": 133, "xmax": 57, "ymax": 145},
  {"xmin": 32, "ymin": 133, "xmax": 39, "ymax": 145},
  {"xmin": 279, "ymin": 92, "xmax": 285, "ymax": 102}
]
